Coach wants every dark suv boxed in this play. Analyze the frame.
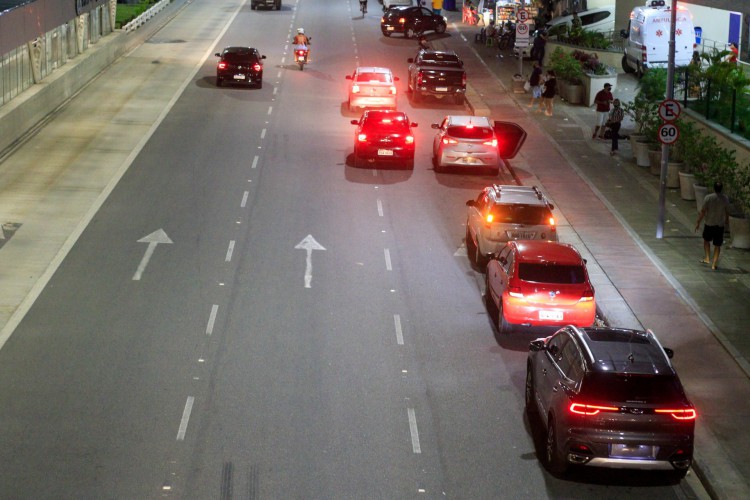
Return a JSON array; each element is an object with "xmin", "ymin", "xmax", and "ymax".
[
  {"xmin": 215, "ymin": 47, "xmax": 266, "ymax": 88},
  {"xmin": 526, "ymin": 326, "xmax": 696, "ymax": 478},
  {"xmin": 381, "ymin": 6, "xmax": 447, "ymax": 39}
]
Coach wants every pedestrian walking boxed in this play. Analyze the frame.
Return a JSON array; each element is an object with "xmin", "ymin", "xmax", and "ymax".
[
  {"xmin": 541, "ymin": 70, "xmax": 556, "ymax": 116},
  {"xmin": 607, "ymin": 99, "xmax": 624, "ymax": 156},
  {"xmin": 528, "ymin": 61, "xmax": 543, "ymax": 109},
  {"xmin": 592, "ymin": 82, "xmax": 614, "ymax": 139},
  {"xmin": 695, "ymin": 180, "xmax": 730, "ymax": 271}
]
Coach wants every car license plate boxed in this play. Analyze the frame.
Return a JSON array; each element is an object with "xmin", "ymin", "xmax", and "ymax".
[
  {"xmin": 436, "ymin": 86, "xmax": 448, "ymax": 92},
  {"xmin": 387, "ymin": 26, "xmax": 395, "ymax": 31},
  {"xmin": 539, "ymin": 310, "xmax": 563, "ymax": 321},
  {"xmin": 508, "ymin": 231, "xmax": 536, "ymax": 239},
  {"xmin": 610, "ymin": 444, "xmax": 658, "ymax": 459},
  {"xmin": 378, "ymin": 149, "xmax": 394, "ymax": 156},
  {"xmin": 233, "ymin": 74, "xmax": 246, "ymax": 80}
]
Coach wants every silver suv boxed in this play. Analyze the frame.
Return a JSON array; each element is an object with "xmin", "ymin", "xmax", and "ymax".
[{"xmin": 465, "ymin": 185, "xmax": 557, "ymax": 267}]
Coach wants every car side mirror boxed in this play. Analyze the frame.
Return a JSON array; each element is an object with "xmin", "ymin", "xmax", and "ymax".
[
  {"xmin": 466, "ymin": 200, "xmax": 477, "ymax": 207},
  {"xmin": 407, "ymin": 58, "xmax": 415, "ymax": 63},
  {"xmin": 346, "ymin": 75, "xmax": 353, "ymax": 80},
  {"xmin": 620, "ymin": 29, "xmax": 629, "ymax": 39},
  {"xmin": 663, "ymin": 347, "xmax": 674, "ymax": 359},
  {"xmin": 431, "ymin": 123, "xmax": 440, "ymax": 129},
  {"xmin": 350, "ymin": 120, "xmax": 359, "ymax": 125},
  {"xmin": 529, "ymin": 339, "xmax": 545, "ymax": 352},
  {"xmin": 411, "ymin": 122, "xmax": 418, "ymax": 127},
  {"xmin": 215, "ymin": 53, "xmax": 221, "ymax": 57},
  {"xmin": 261, "ymin": 55, "xmax": 267, "ymax": 59},
  {"xmin": 394, "ymin": 76, "xmax": 400, "ymax": 81}
]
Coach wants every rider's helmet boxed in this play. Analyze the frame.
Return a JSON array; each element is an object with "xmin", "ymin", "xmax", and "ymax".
[{"xmin": 297, "ymin": 28, "xmax": 305, "ymax": 34}]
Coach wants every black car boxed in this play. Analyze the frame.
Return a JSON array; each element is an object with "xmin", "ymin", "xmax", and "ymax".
[
  {"xmin": 351, "ymin": 110, "xmax": 418, "ymax": 169},
  {"xmin": 381, "ymin": 6, "xmax": 447, "ymax": 39},
  {"xmin": 215, "ymin": 47, "xmax": 266, "ymax": 88},
  {"xmin": 526, "ymin": 326, "xmax": 696, "ymax": 479},
  {"xmin": 250, "ymin": 0, "xmax": 281, "ymax": 10}
]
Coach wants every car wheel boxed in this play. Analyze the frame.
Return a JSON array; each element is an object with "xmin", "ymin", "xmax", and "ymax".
[
  {"xmin": 276, "ymin": 0, "xmax": 281, "ymax": 9},
  {"xmin": 546, "ymin": 416, "xmax": 568, "ymax": 476},
  {"xmin": 256, "ymin": 79, "xmax": 263, "ymax": 89},
  {"xmin": 412, "ymin": 90, "xmax": 421, "ymax": 104},
  {"xmin": 404, "ymin": 158, "xmax": 414, "ymax": 170},
  {"xmin": 525, "ymin": 367, "xmax": 537, "ymax": 415},
  {"xmin": 435, "ymin": 23, "xmax": 446, "ymax": 34},
  {"xmin": 474, "ymin": 240, "xmax": 488, "ymax": 269},
  {"xmin": 498, "ymin": 302, "xmax": 512, "ymax": 333},
  {"xmin": 453, "ymin": 94, "xmax": 465, "ymax": 106},
  {"xmin": 383, "ymin": 31, "xmax": 391, "ymax": 37},
  {"xmin": 484, "ymin": 273, "xmax": 500, "ymax": 325},
  {"xmin": 405, "ymin": 27, "xmax": 416, "ymax": 39},
  {"xmin": 466, "ymin": 227, "xmax": 476, "ymax": 263},
  {"xmin": 216, "ymin": 76, "xmax": 223, "ymax": 87},
  {"xmin": 622, "ymin": 54, "xmax": 635, "ymax": 74}
]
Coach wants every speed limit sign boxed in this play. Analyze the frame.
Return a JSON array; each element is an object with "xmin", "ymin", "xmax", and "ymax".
[{"xmin": 658, "ymin": 123, "xmax": 680, "ymax": 145}]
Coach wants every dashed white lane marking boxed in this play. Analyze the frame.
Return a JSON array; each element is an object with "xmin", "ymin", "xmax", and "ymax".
[
  {"xmin": 377, "ymin": 199, "xmax": 384, "ymax": 217},
  {"xmin": 277, "ymin": 70, "xmax": 282, "ymax": 78},
  {"xmin": 408, "ymin": 408, "xmax": 421, "ymax": 454},
  {"xmin": 261, "ymin": 129, "xmax": 267, "ymax": 139},
  {"xmin": 225, "ymin": 240, "xmax": 235, "ymax": 262},
  {"xmin": 268, "ymin": 106, "xmax": 273, "ymax": 115},
  {"xmin": 384, "ymin": 248, "xmax": 392, "ymax": 271},
  {"xmin": 394, "ymin": 314, "xmax": 404, "ymax": 345},
  {"xmin": 273, "ymin": 86, "xmax": 278, "ymax": 95},
  {"xmin": 251, "ymin": 156, "xmax": 259, "ymax": 169},
  {"xmin": 176, "ymin": 396, "xmax": 195, "ymax": 441},
  {"xmin": 241, "ymin": 191, "xmax": 249, "ymax": 207},
  {"xmin": 206, "ymin": 304, "xmax": 219, "ymax": 335}
]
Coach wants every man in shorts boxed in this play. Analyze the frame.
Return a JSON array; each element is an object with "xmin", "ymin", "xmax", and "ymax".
[
  {"xmin": 695, "ymin": 180, "xmax": 730, "ymax": 270},
  {"xmin": 592, "ymin": 82, "xmax": 613, "ymax": 139}
]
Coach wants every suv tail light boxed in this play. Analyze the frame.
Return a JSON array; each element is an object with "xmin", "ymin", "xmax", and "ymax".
[
  {"xmin": 218, "ymin": 62, "xmax": 228, "ymax": 70},
  {"xmin": 416, "ymin": 70, "xmax": 424, "ymax": 86},
  {"xmin": 357, "ymin": 133, "xmax": 367, "ymax": 142},
  {"xmin": 352, "ymin": 84, "xmax": 360, "ymax": 93},
  {"xmin": 462, "ymin": 72, "xmax": 467, "ymax": 87},
  {"xmin": 483, "ymin": 138, "xmax": 498, "ymax": 147},
  {"xmin": 442, "ymin": 137, "xmax": 459, "ymax": 145},
  {"xmin": 389, "ymin": 85, "xmax": 397, "ymax": 95},
  {"xmin": 507, "ymin": 286, "xmax": 524, "ymax": 299},
  {"xmin": 579, "ymin": 288, "xmax": 594, "ymax": 302},
  {"xmin": 399, "ymin": 17, "xmax": 406, "ymax": 25},
  {"xmin": 655, "ymin": 408, "xmax": 697, "ymax": 421},
  {"xmin": 569, "ymin": 403, "xmax": 618, "ymax": 416},
  {"xmin": 405, "ymin": 135, "xmax": 414, "ymax": 144},
  {"xmin": 253, "ymin": 63, "xmax": 262, "ymax": 72}
]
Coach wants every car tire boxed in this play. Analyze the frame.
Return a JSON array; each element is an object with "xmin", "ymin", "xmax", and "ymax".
[
  {"xmin": 435, "ymin": 23, "xmax": 446, "ymax": 34},
  {"xmin": 525, "ymin": 367, "xmax": 537, "ymax": 415},
  {"xmin": 256, "ymin": 79, "xmax": 263, "ymax": 89},
  {"xmin": 546, "ymin": 416, "xmax": 568, "ymax": 476},
  {"xmin": 216, "ymin": 77, "xmax": 223, "ymax": 87},
  {"xmin": 276, "ymin": 0, "xmax": 281, "ymax": 9},
  {"xmin": 466, "ymin": 227, "xmax": 476, "ymax": 262},
  {"xmin": 474, "ymin": 240, "xmax": 488, "ymax": 269},
  {"xmin": 383, "ymin": 31, "xmax": 391, "ymax": 37},
  {"xmin": 484, "ymin": 273, "xmax": 500, "ymax": 325},
  {"xmin": 412, "ymin": 90, "xmax": 421, "ymax": 104},
  {"xmin": 405, "ymin": 27, "xmax": 416, "ymax": 39},
  {"xmin": 404, "ymin": 158, "xmax": 414, "ymax": 170},
  {"xmin": 498, "ymin": 303, "xmax": 513, "ymax": 333},
  {"xmin": 453, "ymin": 94, "xmax": 465, "ymax": 106},
  {"xmin": 622, "ymin": 54, "xmax": 635, "ymax": 74}
]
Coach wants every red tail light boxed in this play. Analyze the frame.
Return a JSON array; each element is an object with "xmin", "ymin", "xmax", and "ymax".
[
  {"xmin": 548, "ymin": 217, "xmax": 556, "ymax": 226},
  {"xmin": 405, "ymin": 135, "xmax": 414, "ymax": 144},
  {"xmin": 399, "ymin": 17, "xmax": 406, "ymax": 24},
  {"xmin": 641, "ymin": 45, "xmax": 647, "ymax": 63},
  {"xmin": 462, "ymin": 72, "xmax": 467, "ymax": 87},
  {"xmin": 352, "ymin": 84, "xmax": 360, "ymax": 94},
  {"xmin": 357, "ymin": 133, "xmax": 367, "ymax": 142},
  {"xmin": 483, "ymin": 138, "xmax": 498, "ymax": 147},
  {"xmin": 442, "ymin": 137, "xmax": 459, "ymax": 145},
  {"xmin": 655, "ymin": 408, "xmax": 697, "ymax": 421},
  {"xmin": 253, "ymin": 63, "xmax": 262, "ymax": 72},
  {"xmin": 507, "ymin": 286, "xmax": 523, "ymax": 299},
  {"xmin": 389, "ymin": 85, "xmax": 397, "ymax": 95},
  {"xmin": 416, "ymin": 70, "xmax": 423, "ymax": 86},
  {"xmin": 579, "ymin": 288, "xmax": 594, "ymax": 302},
  {"xmin": 218, "ymin": 62, "xmax": 227, "ymax": 70},
  {"xmin": 569, "ymin": 403, "xmax": 619, "ymax": 416}
]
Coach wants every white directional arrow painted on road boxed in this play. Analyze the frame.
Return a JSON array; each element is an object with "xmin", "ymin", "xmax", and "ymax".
[
  {"xmin": 133, "ymin": 229, "xmax": 173, "ymax": 281},
  {"xmin": 295, "ymin": 235, "xmax": 326, "ymax": 288}
]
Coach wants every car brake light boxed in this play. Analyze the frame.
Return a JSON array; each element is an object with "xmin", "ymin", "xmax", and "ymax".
[
  {"xmin": 442, "ymin": 137, "xmax": 459, "ymax": 145},
  {"xmin": 253, "ymin": 63, "xmax": 262, "ymax": 71},
  {"xmin": 483, "ymin": 138, "xmax": 498, "ymax": 147},
  {"xmin": 486, "ymin": 214, "xmax": 494, "ymax": 224},
  {"xmin": 579, "ymin": 288, "xmax": 594, "ymax": 302},
  {"xmin": 569, "ymin": 403, "xmax": 619, "ymax": 416},
  {"xmin": 357, "ymin": 133, "xmax": 367, "ymax": 142},
  {"xmin": 549, "ymin": 217, "xmax": 556, "ymax": 226},
  {"xmin": 399, "ymin": 17, "xmax": 406, "ymax": 24},
  {"xmin": 390, "ymin": 86, "xmax": 397, "ymax": 95},
  {"xmin": 218, "ymin": 62, "xmax": 227, "ymax": 70},
  {"xmin": 655, "ymin": 408, "xmax": 697, "ymax": 421},
  {"xmin": 417, "ymin": 70, "xmax": 423, "ymax": 86},
  {"xmin": 382, "ymin": 118, "xmax": 392, "ymax": 124},
  {"xmin": 508, "ymin": 286, "xmax": 523, "ymax": 299},
  {"xmin": 466, "ymin": 123, "xmax": 474, "ymax": 129},
  {"xmin": 405, "ymin": 135, "xmax": 414, "ymax": 144},
  {"xmin": 352, "ymin": 84, "xmax": 360, "ymax": 93},
  {"xmin": 462, "ymin": 72, "xmax": 467, "ymax": 86}
]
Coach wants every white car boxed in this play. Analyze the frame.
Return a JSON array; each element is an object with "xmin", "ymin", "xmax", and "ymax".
[
  {"xmin": 431, "ymin": 115, "xmax": 499, "ymax": 174},
  {"xmin": 346, "ymin": 67, "xmax": 398, "ymax": 112}
]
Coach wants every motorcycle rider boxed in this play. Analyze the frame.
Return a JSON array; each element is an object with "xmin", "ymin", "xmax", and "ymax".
[
  {"xmin": 293, "ymin": 28, "xmax": 310, "ymax": 60},
  {"xmin": 359, "ymin": 0, "xmax": 367, "ymax": 15}
]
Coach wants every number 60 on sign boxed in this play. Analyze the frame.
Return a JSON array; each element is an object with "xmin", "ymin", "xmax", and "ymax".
[{"xmin": 658, "ymin": 123, "xmax": 679, "ymax": 145}]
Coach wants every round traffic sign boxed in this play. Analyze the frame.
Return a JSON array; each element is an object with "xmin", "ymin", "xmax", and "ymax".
[
  {"xmin": 516, "ymin": 23, "xmax": 529, "ymax": 36},
  {"xmin": 518, "ymin": 9, "xmax": 529, "ymax": 23},
  {"xmin": 658, "ymin": 99, "xmax": 681, "ymax": 122},
  {"xmin": 658, "ymin": 123, "xmax": 680, "ymax": 145}
]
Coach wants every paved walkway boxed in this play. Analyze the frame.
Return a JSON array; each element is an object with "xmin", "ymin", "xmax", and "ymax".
[{"xmin": 437, "ymin": 7, "xmax": 750, "ymax": 499}]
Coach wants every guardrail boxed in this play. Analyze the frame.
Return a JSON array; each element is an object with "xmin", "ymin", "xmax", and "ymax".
[{"xmin": 123, "ymin": 0, "xmax": 170, "ymax": 33}]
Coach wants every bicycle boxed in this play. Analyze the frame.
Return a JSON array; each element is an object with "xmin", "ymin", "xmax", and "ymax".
[{"xmin": 359, "ymin": 1, "xmax": 367, "ymax": 16}]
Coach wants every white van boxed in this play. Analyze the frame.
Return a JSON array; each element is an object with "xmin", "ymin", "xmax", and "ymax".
[
  {"xmin": 545, "ymin": 6, "xmax": 616, "ymax": 36},
  {"xmin": 621, "ymin": 0, "xmax": 695, "ymax": 76}
]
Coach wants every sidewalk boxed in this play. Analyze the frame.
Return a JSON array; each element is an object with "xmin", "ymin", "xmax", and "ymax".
[{"xmin": 438, "ymin": 9, "xmax": 750, "ymax": 499}]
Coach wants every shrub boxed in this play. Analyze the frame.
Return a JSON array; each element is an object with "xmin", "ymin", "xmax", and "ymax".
[{"xmin": 548, "ymin": 47, "xmax": 584, "ymax": 84}]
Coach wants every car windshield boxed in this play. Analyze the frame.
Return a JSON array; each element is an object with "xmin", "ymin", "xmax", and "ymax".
[
  {"xmin": 518, "ymin": 263, "xmax": 585, "ymax": 284},
  {"xmin": 583, "ymin": 373, "xmax": 686, "ymax": 404},
  {"xmin": 356, "ymin": 72, "xmax": 392, "ymax": 83},
  {"xmin": 447, "ymin": 126, "xmax": 493, "ymax": 140},
  {"xmin": 489, "ymin": 204, "xmax": 551, "ymax": 224}
]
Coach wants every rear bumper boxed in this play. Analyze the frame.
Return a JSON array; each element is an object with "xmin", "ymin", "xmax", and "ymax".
[
  {"xmin": 438, "ymin": 150, "xmax": 498, "ymax": 168},
  {"xmin": 415, "ymin": 86, "xmax": 466, "ymax": 97},
  {"xmin": 217, "ymin": 71, "xmax": 262, "ymax": 84},
  {"xmin": 502, "ymin": 301, "xmax": 595, "ymax": 328},
  {"xmin": 349, "ymin": 95, "xmax": 397, "ymax": 109}
]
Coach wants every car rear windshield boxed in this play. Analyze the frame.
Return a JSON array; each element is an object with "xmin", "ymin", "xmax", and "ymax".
[
  {"xmin": 446, "ymin": 126, "xmax": 493, "ymax": 140},
  {"xmin": 356, "ymin": 72, "xmax": 393, "ymax": 83},
  {"xmin": 421, "ymin": 56, "xmax": 462, "ymax": 68},
  {"xmin": 363, "ymin": 117, "xmax": 410, "ymax": 132},
  {"xmin": 583, "ymin": 373, "xmax": 686, "ymax": 405},
  {"xmin": 519, "ymin": 263, "xmax": 586, "ymax": 284},
  {"xmin": 223, "ymin": 53, "xmax": 257, "ymax": 63},
  {"xmin": 489, "ymin": 204, "xmax": 551, "ymax": 224}
]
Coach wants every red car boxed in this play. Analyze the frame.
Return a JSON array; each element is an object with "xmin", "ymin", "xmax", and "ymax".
[
  {"xmin": 485, "ymin": 240, "xmax": 595, "ymax": 333},
  {"xmin": 351, "ymin": 110, "xmax": 417, "ymax": 169}
]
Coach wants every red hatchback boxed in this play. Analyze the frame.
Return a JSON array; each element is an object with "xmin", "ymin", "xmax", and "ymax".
[
  {"xmin": 351, "ymin": 110, "xmax": 417, "ymax": 169},
  {"xmin": 485, "ymin": 240, "xmax": 595, "ymax": 333}
]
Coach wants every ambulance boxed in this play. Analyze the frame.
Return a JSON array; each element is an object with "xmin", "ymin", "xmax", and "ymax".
[{"xmin": 621, "ymin": 0, "xmax": 695, "ymax": 76}]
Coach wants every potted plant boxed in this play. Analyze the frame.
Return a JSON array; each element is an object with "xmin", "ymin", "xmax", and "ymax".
[
  {"xmin": 693, "ymin": 138, "xmax": 735, "ymax": 211},
  {"xmin": 573, "ymin": 49, "xmax": 617, "ymax": 106},
  {"xmin": 727, "ymin": 161, "xmax": 750, "ymax": 248},
  {"xmin": 548, "ymin": 47, "xmax": 585, "ymax": 104},
  {"xmin": 623, "ymin": 97, "xmax": 659, "ymax": 166}
]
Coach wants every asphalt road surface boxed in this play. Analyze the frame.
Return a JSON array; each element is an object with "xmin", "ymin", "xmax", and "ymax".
[{"xmin": 0, "ymin": 1, "xmax": 704, "ymax": 498}]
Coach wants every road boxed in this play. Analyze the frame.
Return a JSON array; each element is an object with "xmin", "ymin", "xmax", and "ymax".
[{"xmin": 0, "ymin": 0, "xmax": 704, "ymax": 498}]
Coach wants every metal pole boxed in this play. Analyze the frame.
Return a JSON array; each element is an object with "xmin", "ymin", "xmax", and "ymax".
[{"xmin": 657, "ymin": 0, "xmax": 678, "ymax": 239}]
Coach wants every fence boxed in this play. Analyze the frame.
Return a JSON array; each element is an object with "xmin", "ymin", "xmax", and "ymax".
[{"xmin": 123, "ymin": 0, "xmax": 171, "ymax": 33}]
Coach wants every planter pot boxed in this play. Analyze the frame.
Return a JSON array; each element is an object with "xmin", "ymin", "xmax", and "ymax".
[
  {"xmin": 565, "ymin": 83, "xmax": 584, "ymax": 105},
  {"xmin": 634, "ymin": 139, "xmax": 651, "ymax": 167},
  {"xmin": 557, "ymin": 80, "xmax": 569, "ymax": 101},
  {"xmin": 648, "ymin": 149, "xmax": 662, "ymax": 175},
  {"xmin": 583, "ymin": 72, "xmax": 617, "ymax": 107},
  {"xmin": 693, "ymin": 184, "xmax": 708, "ymax": 212},
  {"xmin": 679, "ymin": 171, "xmax": 695, "ymax": 200},
  {"xmin": 627, "ymin": 134, "xmax": 646, "ymax": 160},
  {"xmin": 730, "ymin": 215, "xmax": 750, "ymax": 249},
  {"xmin": 666, "ymin": 161, "xmax": 682, "ymax": 188}
]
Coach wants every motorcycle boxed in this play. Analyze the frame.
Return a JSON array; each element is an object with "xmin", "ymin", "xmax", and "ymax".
[{"xmin": 294, "ymin": 38, "xmax": 311, "ymax": 71}]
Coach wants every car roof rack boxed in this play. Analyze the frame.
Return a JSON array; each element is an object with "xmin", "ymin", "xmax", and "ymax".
[{"xmin": 492, "ymin": 184, "xmax": 546, "ymax": 201}]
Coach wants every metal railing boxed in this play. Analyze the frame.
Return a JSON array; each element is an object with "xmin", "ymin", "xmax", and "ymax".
[{"xmin": 123, "ymin": 0, "xmax": 171, "ymax": 33}]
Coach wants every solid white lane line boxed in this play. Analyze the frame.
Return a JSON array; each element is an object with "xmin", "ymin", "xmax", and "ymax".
[
  {"xmin": 251, "ymin": 156, "xmax": 259, "ymax": 169},
  {"xmin": 261, "ymin": 129, "xmax": 267, "ymax": 139},
  {"xmin": 241, "ymin": 191, "xmax": 249, "ymax": 207},
  {"xmin": 394, "ymin": 314, "xmax": 404, "ymax": 345},
  {"xmin": 408, "ymin": 408, "xmax": 422, "ymax": 454},
  {"xmin": 176, "ymin": 396, "xmax": 195, "ymax": 441},
  {"xmin": 377, "ymin": 199, "xmax": 383, "ymax": 217},
  {"xmin": 206, "ymin": 304, "xmax": 219, "ymax": 335},
  {"xmin": 225, "ymin": 240, "xmax": 235, "ymax": 262},
  {"xmin": 384, "ymin": 249, "xmax": 392, "ymax": 271}
]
